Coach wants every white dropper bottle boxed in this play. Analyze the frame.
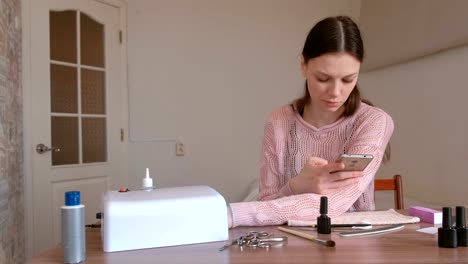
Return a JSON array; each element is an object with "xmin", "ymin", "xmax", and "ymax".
[{"xmin": 142, "ymin": 168, "xmax": 153, "ymax": 190}]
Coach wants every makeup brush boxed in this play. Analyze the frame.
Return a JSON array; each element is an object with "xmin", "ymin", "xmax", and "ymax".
[{"xmin": 278, "ymin": 226, "xmax": 335, "ymax": 247}]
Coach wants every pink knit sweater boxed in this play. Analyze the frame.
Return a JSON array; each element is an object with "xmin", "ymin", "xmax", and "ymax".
[{"xmin": 230, "ymin": 103, "xmax": 394, "ymax": 227}]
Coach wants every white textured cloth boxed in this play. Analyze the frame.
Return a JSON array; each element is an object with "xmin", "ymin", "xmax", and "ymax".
[
  {"xmin": 288, "ymin": 209, "xmax": 420, "ymax": 226},
  {"xmin": 230, "ymin": 103, "xmax": 394, "ymax": 227}
]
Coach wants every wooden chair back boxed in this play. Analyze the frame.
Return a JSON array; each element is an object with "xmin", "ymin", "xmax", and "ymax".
[{"xmin": 374, "ymin": 174, "xmax": 404, "ymax": 209}]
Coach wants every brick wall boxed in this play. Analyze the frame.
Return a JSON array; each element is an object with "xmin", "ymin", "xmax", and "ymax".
[{"xmin": 0, "ymin": 0, "xmax": 24, "ymax": 263}]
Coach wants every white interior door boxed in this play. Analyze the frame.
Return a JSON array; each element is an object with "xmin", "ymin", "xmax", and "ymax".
[{"xmin": 29, "ymin": 0, "xmax": 126, "ymax": 255}]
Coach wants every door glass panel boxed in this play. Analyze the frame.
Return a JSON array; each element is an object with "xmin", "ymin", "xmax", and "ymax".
[
  {"xmin": 81, "ymin": 69, "xmax": 105, "ymax": 114},
  {"xmin": 80, "ymin": 13, "xmax": 104, "ymax": 67},
  {"xmin": 50, "ymin": 64, "xmax": 78, "ymax": 113},
  {"xmin": 82, "ymin": 117, "xmax": 107, "ymax": 163},
  {"xmin": 50, "ymin": 11, "xmax": 77, "ymax": 63},
  {"xmin": 49, "ymin": 10, "xmax": 108, "ymax": 166},
  {"xmin": 52, "ymin": 116, "xmax": 79, "ymax": 165}
]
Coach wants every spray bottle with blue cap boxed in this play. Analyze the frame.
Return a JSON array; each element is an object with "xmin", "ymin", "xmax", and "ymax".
[{"xmin": 61, "ymin": 191, "xmax": 86, "ymax": 263}]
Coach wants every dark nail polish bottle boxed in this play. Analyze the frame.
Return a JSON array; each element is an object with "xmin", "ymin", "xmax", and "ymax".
[
  {"xmin": 317, "ymin": 196, "xmax": 331, "ymax": 234},
  {"xmin": 438, "ymin": 207, "xmax": 457, "ymax": 248},
  {"xmin": 456, "ymin": 206, "xmax": 468, "ymax": 247}
]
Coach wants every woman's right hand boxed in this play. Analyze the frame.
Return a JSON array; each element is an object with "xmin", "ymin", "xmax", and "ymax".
[{"xmin": 289, "ymin": 157, "xmax": 363, "ymax": 195}]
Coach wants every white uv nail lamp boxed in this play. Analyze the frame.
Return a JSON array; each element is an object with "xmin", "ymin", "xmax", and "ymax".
[{"xmin": 101, "ymin": 185, "xmax": 229, "ymax": 252}]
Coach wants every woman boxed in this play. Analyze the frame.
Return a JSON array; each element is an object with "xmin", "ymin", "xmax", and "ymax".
[{"xmin": 228, "ymin": 16, "xmax": 393, "ymax": 228}]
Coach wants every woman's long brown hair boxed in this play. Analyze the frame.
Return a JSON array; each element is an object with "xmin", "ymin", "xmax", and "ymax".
[{"xmin": 291, "ymin": 16, "xmax": 390, "ymax": 162}]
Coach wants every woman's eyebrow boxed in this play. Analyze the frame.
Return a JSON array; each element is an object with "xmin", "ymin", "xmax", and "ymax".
[
  {"xmin": 344, "ymin": 73, "xmax": 358, "ymax": 78},
  {"xmin": 316, "ymin": 71, "xmax": 358, "ymax": 78},
  {"xmin": 315, "ymin": 71, "xmax": 329, "ymax": 77}
]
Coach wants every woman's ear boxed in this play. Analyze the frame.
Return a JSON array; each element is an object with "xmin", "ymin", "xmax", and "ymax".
[{"xmin": 300, "ymin": 55, "xmax": 307, "ymax": 78}]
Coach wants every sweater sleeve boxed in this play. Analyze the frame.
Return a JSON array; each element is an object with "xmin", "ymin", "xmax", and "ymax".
[
  {"xmin": 230, "ymin": 109, "xmax": 394, "ymax": 227},
  {"xmin": 257, "ymin": 115, "xmax": 293, "ymax": 201}
]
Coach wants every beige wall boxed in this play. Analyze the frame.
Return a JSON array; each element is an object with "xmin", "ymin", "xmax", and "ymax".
[
  {"xmin": 361, "ymin": 45, "xmax": 468, "ymax": 207},
  {"xmin": 359, "ymin": 0, "xmax": 468, "ymax": 207},
  {"xmin": 360, "ymin": 0, "xmax": 468, "ymax": 71},
  {"xmin": 126, "ymin": 0, "xmax": 361, "ymax": 202},
  {"xmin": 128, "ymin": 0, "xmax": 468, "ymax": 206}
]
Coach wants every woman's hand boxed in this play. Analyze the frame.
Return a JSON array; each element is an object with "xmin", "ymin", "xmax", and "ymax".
[{"xmin": 289, "ymin": 157, "xmax": 363, "ymax": 195}]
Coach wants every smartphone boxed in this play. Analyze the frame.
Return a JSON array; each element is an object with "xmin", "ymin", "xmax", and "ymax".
[{"xmin": 335, "ymin": 154, "xmax": 373, "ymax": 171}]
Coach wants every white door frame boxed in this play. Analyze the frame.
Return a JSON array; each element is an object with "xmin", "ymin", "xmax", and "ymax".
[{"xmin": 22, "ymin": 0, "xmax": 129, "ymax": 258}]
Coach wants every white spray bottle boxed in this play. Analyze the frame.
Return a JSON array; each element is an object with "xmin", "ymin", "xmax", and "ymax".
[{"xmin": 142, "ymin": 168, "xmax": 153, "ymax": 190}]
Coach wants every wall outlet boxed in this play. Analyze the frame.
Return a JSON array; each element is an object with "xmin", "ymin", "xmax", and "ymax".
[{"xmin": 175, "ymin": 142, "xmax": 185, "ymax": 156}]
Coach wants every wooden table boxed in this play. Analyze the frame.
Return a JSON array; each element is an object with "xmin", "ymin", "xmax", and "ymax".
[{"xmin": 26, "ymin": 221, "xmax": 468, "ymax": 263}]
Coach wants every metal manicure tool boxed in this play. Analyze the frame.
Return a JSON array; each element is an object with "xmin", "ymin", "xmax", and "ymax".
[{"xmin": 218, "ymin": 231, "xmax": 288, "ymax": 251}]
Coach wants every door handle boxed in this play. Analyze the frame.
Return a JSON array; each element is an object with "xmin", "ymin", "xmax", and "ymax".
[{"xmin": 36, "ymin": 143, "xmax": 61, "ymax": 154}]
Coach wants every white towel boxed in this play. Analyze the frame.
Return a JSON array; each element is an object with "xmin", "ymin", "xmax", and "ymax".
[{"xmin": 288, "ymin": 209, "xmax": 420, "ymax": 226}]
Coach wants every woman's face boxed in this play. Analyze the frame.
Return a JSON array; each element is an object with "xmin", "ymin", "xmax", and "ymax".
[{"xmin": 301, "ymin": 52, "xmax": 361, "ymax": 114}]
